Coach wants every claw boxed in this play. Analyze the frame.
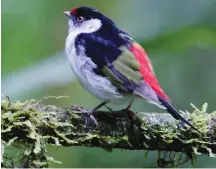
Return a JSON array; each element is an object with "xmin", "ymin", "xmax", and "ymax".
[
  {"xmin": 88, "ymin": 112, "xmax": 98, "ymax": 126},
  {"xmin": 82, "ymin": 109, "xmax": 98, "ymax": 127},
  {"xmin": 123, "ymin": 107, "xmax": 136, "ymax": 121},
  {"xmin": 70, "ymin": 105, "xmax": 98, "ymax": 126},
  {"xmin": 71, "ymin": 101, "xmax": 108, "ymax": 127},
  {"xmin": 71, "ymin": 104, "xmax": 85, "ymax": 111}
]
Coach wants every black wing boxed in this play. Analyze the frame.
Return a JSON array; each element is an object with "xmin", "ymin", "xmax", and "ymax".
[{"xmin": 76, "ymin": 33, "xmax": 142, "ymax": 92}]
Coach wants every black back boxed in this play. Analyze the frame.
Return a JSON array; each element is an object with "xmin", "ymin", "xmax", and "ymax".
[{"xmin": 74, "ymin": 7, "xmax": 131, "ymax": 69}]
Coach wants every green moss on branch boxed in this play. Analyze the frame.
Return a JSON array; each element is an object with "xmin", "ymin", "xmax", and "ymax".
[{"xmin": 1, "ymin": 99, "xmax": 216, "ymax": 168}]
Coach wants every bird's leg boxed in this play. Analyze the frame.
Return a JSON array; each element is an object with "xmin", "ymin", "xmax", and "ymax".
[
  {"xmin": 105, "ymin": 105, "xmax": 114, "ymax": 112},
  {"xmin": 91, "ymin": 101, "xmax": 108, "ymax": 112},
  {"xmin": 124, "ymin": 99, "xmax": 136, "ymax": 121},
  {"xmin": 89, "ymin": 101, "xmax": 107, "ymax": 124},
  {"xmin": 71, "ymin": 101, "xmax": 107, "ymax": 126},
  {"xmin": 123, "ymin": 99, "xmax": 140, "ymax": 144},
  {"xmin": 126, "ymin": 98, "xmax": 134, "ymax": 110}
]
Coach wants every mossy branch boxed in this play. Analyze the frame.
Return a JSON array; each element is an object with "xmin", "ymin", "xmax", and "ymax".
[{"xmin": 1, "ymin": 98, "xmax": 216, "ymax": 168}]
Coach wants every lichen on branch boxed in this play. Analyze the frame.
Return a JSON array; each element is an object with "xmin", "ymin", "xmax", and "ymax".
[{"xmin": 1, "ymin": 98, "xmax": 216, "ymax": 168}]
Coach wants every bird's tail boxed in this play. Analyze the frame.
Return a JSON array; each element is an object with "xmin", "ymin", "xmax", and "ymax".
[{"xmin": 157, "ymin": 95, "xmax": 200, "ymax": 133}]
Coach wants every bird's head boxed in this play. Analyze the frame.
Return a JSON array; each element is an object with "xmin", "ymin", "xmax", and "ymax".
[{"xmin": 64, "ymin": 7, "xmax": 116, "ymax": 35}]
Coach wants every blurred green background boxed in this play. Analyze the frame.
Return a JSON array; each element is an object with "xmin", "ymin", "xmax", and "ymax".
[{"xmin": 2, "ymin": 0, "xmax": 216, "ymax": 167}]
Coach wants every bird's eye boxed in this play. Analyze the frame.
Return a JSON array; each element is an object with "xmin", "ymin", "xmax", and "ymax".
[{"xmin": 77, "ymin": 16, "xmax": 84, "ymax": 22}]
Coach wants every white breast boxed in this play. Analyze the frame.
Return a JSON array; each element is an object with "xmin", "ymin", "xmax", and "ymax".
[{"xmin": 65, "ymin": 25, "xmax": 123, "ymax": 101}]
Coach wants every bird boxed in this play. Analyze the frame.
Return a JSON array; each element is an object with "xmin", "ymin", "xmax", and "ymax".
[{"xmin": 64, "ymin": 6, "xmax": 199, "ymax": 132}]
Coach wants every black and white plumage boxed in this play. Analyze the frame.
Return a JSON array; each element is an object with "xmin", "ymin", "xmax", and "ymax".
[
  {"xmin": 65, "ymin": 16, "xmax": 122, "ymax": 100},
  {"xmin": 65, "ymin": 7, "xmax": 132, "ymax": 101},
  {"xmin": 64, "ymin": 7, "xmax": 200, "ymax": 132}
]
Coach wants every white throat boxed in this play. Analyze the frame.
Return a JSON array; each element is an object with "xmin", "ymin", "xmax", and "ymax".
[
  {"xmin": 64, "ymin": 18, "xmax": 122, "ymax": 101},
  {"xmin": 65, "ymin": 18, "xmax": 102, "ymax": 57}
]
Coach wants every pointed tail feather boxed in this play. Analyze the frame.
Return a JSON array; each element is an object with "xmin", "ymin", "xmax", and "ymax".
[{"xmin": 157, "ymin": 95, "xmax": 200, "ymax": 133}]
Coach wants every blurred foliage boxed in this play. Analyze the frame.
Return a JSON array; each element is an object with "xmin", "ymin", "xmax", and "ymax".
[
  {"xmin": 2, "ymin": 0, "xmax": 216, "ymax": 168},
  {"xmin": 141, "ymin": 27, "xmax": 216, "ymax": 54},
  {"xmin": 2, "ymin": 0, "xmax": 117, "ymax": 75}
]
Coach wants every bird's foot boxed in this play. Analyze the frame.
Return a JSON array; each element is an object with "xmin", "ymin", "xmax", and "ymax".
[
  {"xmin": 71, "ymin": 101, "xmax": 107, "ymax": 127},
  {"xmin": 123, "ymin": 99, "xmax": 136, "ymax": 120},
  {"xmin": 85, "ymin": 109, "xmax": 98, "ymax": 126},
  {"xmin": 123, "ymin": 105, "xmax": 136, "ymax": 121},
  {"xmin": 71, "ymin": 105, "xmax": 98, "ymax": 126},
  {"xmin": 122, "ymin": 107, "xmax": 140, "ymax": 146}
]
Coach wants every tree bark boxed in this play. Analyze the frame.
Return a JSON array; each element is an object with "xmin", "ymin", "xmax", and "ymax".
[{"xmin": 1, "ymin": 99, "xmax": 216, "ymax": 168}]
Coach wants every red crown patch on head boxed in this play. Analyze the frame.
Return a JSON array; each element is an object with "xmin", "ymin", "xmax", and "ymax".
[{"xmin": 71, "ymin": 8, "xmax": 78, "ymax": 14}]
